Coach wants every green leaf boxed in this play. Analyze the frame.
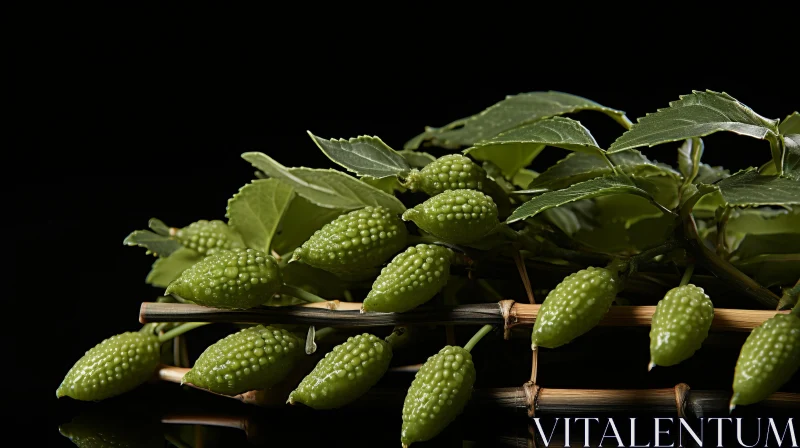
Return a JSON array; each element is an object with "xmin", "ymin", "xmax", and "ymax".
[
  {"xmin": 226, "ymin": 179, "xmax": 295, "ymax": 253},
  {"xmin": 145, "ymin": 248, "xmax": 204, "ymax": 288},
  {"xmin": 148, "ymin": 218, "xmax": 171, "ymax": 236},
  {"xmin": 123, "ymin": 230, "xmax": 183, "ymax": 257},
  {"xmin": 528, "ymin": 150, "xmax": 679, "ymax": 191},
  {"xmin": 731, "ymin": 233, "xmax": 800, "ymax": 260},
  {"xmin": 308, "ymin": 132, "xmax": 410, "ymax": 178},
  {"xmin": 677, "ymin": 138, "xmax": 703, "ymax": 187},
  {"xmin": 361, "ymin": 175, "xmax": 406, "ymax": 194},
  {"xmin": 782, "ymin": 134, "xmax": 800, "ymax": 180},
  {"xmin": 512, "ymin": 168, "xmax": 538, "ymax": 189},
  {"xmin": 541, "ymin": 200, "xmax": 597, "ymax": 236},
  {"xmin": 608, "ymin": 90, "xmax": 780, "ymax": 154},
  {"xmin": 242, "ymin": 152, "xmax": 406, "ymax": 214},
  {"xmin": 468, "ymin": 143, "xmax": 545, "ymax": 178},
  {"xmin": 694, "ymin": 164, "xmax": 730, "ymax": 184},
  {"xmin": 398, "ymin": 149, "xmax": 437, "ymax": 168},
  {"xmin": 507, "ymin": 175, "xmax": 660, "ymax": 223},
  {"xmin": 727, "ymin": 207, "xmax": 800, "ymax": 235},
  {"xmin": 405, "ymin": 91, "xmax": 630, "ymax": 150},
  {"xmin": 271, "ymin": 195, "xmax": 344, "ymax": 254},
  {"xmin": 712, "ymin": 169, "xmax": 800, "ymax": 207},
  {"xmin": 465, "ymin": 117, "xmax": 606, "ymax": 177},
  {"xmin": 779, "ymin": 112, "xmax": 800, "ymax": 134}
]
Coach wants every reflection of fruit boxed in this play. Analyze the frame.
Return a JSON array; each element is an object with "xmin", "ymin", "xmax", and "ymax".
[
  {"xmin": 173, "ymin": 219, "xmax": 244, "ymax": 255},
  {"xmin": 57, "ymin": 332, "xmax": 161, "ymax": 401},
  {"xmin": 289, "ymin": 333, "xmax": 392, "ymax": 409},
  {"xmin": 183, "ymin": 325, "xmax": 302, "ymax": 396},
  {"xmin": 292, "ymin": 206, "xmax": 407, "ymax": 278},
  {"xmin": 649, "ymin": 284, "xmax": 714, "ymax": 368},
  {"xmin": 401, "ymin": 346, "xmax": 476, "ymax": 447},
  {"xmin": 406, "ymin": 154, "xmax": 487, "ymax": 196},
  {"xmin": 59, "ymin": 411, "xmax": 164, "ymax": 447},
  {"xmin": 166, "ymin": 248, "xmax": 282, "ymax": 309},
  {"xmin": 402, "ymin": 189, "xmax": 498, "ymax": 244},
  {"xmin": 730, "ymin": 313, "xmax": 800, "ymax": 407},
  {"xmin": 363, "ymin": 244, "xmax": 452, "ymax": 312},
  {"xmin": 532, "ymin": 266, "xmax": 619, "ymax": 349}
]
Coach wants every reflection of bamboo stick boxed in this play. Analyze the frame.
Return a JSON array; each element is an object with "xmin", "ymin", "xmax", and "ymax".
[
  {"xmin": 154, "ymin": 366, "xmax": 798, "ymax": 416},
  {"xmin": 141, "ymin": 302, "xmax": 786, "ymax": 332}
]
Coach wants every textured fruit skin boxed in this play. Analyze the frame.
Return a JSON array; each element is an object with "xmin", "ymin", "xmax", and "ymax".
[
  {"xmin": 649, "ymin": 284, "xmax": 714, "ymax": 367},
  {"xmin": 172, "ymin": 219, "xmax": 244, "ymax": 255},
  {"xmin": 731, "ymin": 313, "xmax": 800, "ymax": 406},
  {"xmin": 57, "ymin": 332, "xmax": 161, "ymax": 401},
  {"xmin": 182, "ymin": 325, "xmax": 302, "ymax": 396},
  {"xmin": 532, "ymin": 266, "xmax": 619, "ymax": 349},
  {"xmin": 407, "ymin": 154, "xmax": 487, "ymax": 196},
  {"xmin": 288, "ymin": 333, "xmax": 392, "ymax": 409},
  {"xmin": 401, "ymin": 346, "xmax": 476, "ymax": 446},
  {"xmin": 402, "ymin": 189, "xmax": 498, "ymax": 245},
  {"xmin": 292, "ymin": 206, "xmax": 408, "ymax": 278},
  {"xmin": 362, "ymin": 244, "xmax": 453, "ymax": 313},
  {"xmin": 166, "ymin": 248, "xmax": 282, "ymax": 309}
]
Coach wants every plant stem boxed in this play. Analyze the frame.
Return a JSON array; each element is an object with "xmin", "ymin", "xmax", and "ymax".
[
  {"xmin": 158, "ymin": 322, "xmax": 209, "ymax": 343},
  {"xmin": 679, "ymin": 264, "xmax": 695, "ymax": 287},
  {"xmin": 279, "ymin": 284, "xmax": 327, "ymax": 303},
  {"xmin": 314, "ymin": 327, "xmax": 337, "ymax": 341},
  {"xmin": 715, "ymin": 207, "xmax": 733, "ymax": 257},
  {"xmin": 463, "ymin": 324, "xmax": 494, "ymax": 353}
]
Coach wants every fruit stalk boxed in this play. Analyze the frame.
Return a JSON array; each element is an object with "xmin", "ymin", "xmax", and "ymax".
[
  {"xmin": 279, "ymin": 284, "xmax": 327, "ymax": 303},
  {"xmin": 464, "ymin": 324, "xmax": 494, "ymax": 352},
  {"xmin": 158, "ymin": 322, "xmax": 209, "ymax": 343},
  {"xmin": 678, "ymin": 264, "xmax": 694, "ymax": 287}
]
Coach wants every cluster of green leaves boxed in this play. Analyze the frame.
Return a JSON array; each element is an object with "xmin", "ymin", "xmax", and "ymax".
[{"xmin": 124, "ymin": 90, "xmax": 798, "ymax": 309}]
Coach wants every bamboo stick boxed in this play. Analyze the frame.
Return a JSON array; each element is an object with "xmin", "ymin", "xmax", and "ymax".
[
  {"xmin": 140, "ymin": 302, "xmax": 787, "ymax": 332},
  {"xmin": 154, "ymin": 366, "xmax": 798, "ymax": 415}
]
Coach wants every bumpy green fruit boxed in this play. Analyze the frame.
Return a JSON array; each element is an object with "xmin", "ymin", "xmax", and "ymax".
[
  {"xmin": 182, "ymin": 325, "xmax": 302, "ymax": 396},
  {"xmin": 402, "ymin": 189, "xmax": 498, "ymax": 245},
  {"xmin": 292, "ymin": 206, "xmax": 408, "ymax": 279},
  {"xmin": 406, "ymin": 154, "xmax": 487, "ymax": 196},
  {"xmin": 532, "ymin": 266, "xmax": 620, "ymax": 349},
  {"xmin": 401, "ymin": 346, "xmax": 476, "ymax": 447},
  {"xmin": 649, "ymin": 284, "xmax": 714, "ymax": 368},
  {"xmin": 166, "ymin": 248, "xmax": 282, "ymax": 309},
  {"xmin": 57, "ymin": 332, "xmax": 161, "ymax": 401},
  {"xmin": 172, "ymin": 219, "xmax": 244, "ymax": 255},
  {"xmin": 730, "ymin": 313, "xmax": 800, "ymax": 407},
  {"xmin": 288, "ymin": 333, "xmax": 392, "ymax": 409},
  {"xmin": 362, "ymin": 244, "xmax": 453, "ymax": 313}
]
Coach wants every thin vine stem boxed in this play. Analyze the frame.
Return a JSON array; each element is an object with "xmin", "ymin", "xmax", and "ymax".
[
  {"xmin": 279, "ymin": 284, "xmax": 327, "ymax": 303},
  {"xmin": 158, "ymin": 322, "xmax": 209, "ymax": 343},
  {"xmin": 463, "ymin": 325, "xmax": 494, "ymax": 353},
  {"xmin": 679, "ymin": 264, "xmax": 695, "ymax": 287}
]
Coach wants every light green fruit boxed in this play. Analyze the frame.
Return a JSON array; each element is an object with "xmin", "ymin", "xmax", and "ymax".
[
  {"xmin": 182, "ymin": 325, "xmax": 302, "ymax": 396},
  {"xmin": 401, "ymin": 189, "xmax": 499, "ymax": 245},
  {"xmin": 649, "ymin": 284, "xmax": 714, "ymax": 368},
  {"xmin": 172, "ymin": 219, "xmax": 245, "ymax": 255},
  {"xmin": 292, "ymin": 206, "xmax": 408, "ymax": 279},
  {"xmin": 532, "ymin": 266, "xmax": 620, "ymax": 349},
  {"xmin": 362, "ymin": 244, "xmax": 453, "ymax": 313},
  {"xmin": 166, "ymin": 248, "xmax": 282, "ymax": 309},
  {"xmin": 57, "ymin": 332, "xmax": 161, "ymax": 401},
  {"xmin": 730, "ymin": 313, "xmax": 800, "ymax": 407},
  {"xmin": 406, "ymin": 154, "xmax": 487, "ymax": 196},
  {"xmin": 288, "ymin": 333, "xmax": 392, "ymax": 409}
]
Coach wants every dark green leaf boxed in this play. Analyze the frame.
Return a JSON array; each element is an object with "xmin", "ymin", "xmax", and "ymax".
[
  {"xmin": 242, "ymin": 152, "xmax": 406, "ymax": 214},
  {"xmin": 226, "ymin": 179, "xmax": 296, "ymax": 253},
  {"xmin": 308, "ymin": 132, "xmax": 410, "ymax": 178},
  {"xmin": 727, "ymin": 207, "xmax": 800, "ymax": 235},
  {"xmin": 782, "ymin": 134, "xmax": 800, "ymax": 180},
  {"xmin": 405, "ymin": 91, "xmax": 630, "ymax": 150},
  {"xmin": 123, "ymin": 230, "xmax": 183, "ymax": 257},
  {"xmin": 779, "ymin": 112, "xmax": 800, "ymax": 135},
  {"xmin": 272, "ymin": 195, "xmax": 344, "ymax": 254},
  {"xmin": 465, "ymin": 117, "xmax": 605, "ymax": 177},
  {"xmin": 281, "ymin": 262, "xmax": 350, "ymax": 299},
  {"xmin": 512, "ymin": 168, "xmax": 538, "ymax": 189},
  {"xmin": 731, "ymin": 233, "xmax": 800, "ymax": 260},
  {"xmin": 712, "ymin": 169, "xmax": 800, "ymax": 207},
  {"xmin": 145, "ymin": 248, "xmax": 204, "ymax": 288},
  {"xmin": 507, "ymin": 175, "xmax": 660, "ymax": 223},
  {"xmin": 542, "ymin": 200, "xmax": 597, "ymax": 236},
  {"xmin": 398, "ymin": 149, "xmax": 436, "ymax": 168},
  {"xmin": 609, "ymin": 90, "xmax": 779, "ymax": 154},
  {"xmin": 694, "ymin": 164, "xmax": 730, "ymax": 184}
]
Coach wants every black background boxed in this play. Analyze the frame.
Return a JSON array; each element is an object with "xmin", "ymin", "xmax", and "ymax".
[{"xmin": 11, "ymin": 14, "xmax": 800, "ymax": 447}]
